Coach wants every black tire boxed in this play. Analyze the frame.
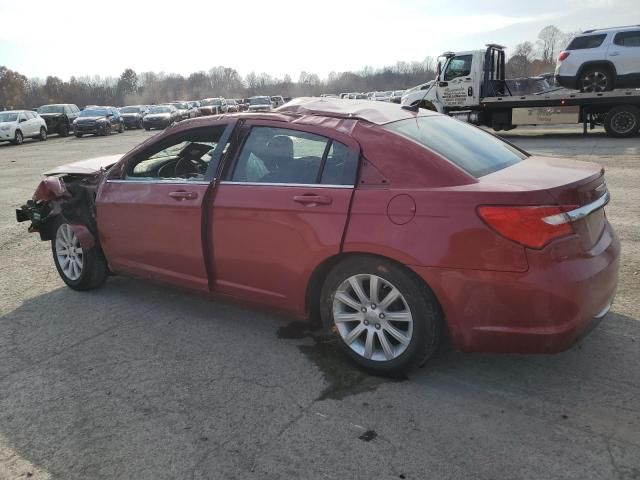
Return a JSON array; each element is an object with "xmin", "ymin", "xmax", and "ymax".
[
  {"xmin": 138, "ymin": 119, "xmax": 144, "ymax": 129},
  {"xmin": 320, "ymin": 256, "xmax": 442, "ymax": 376},
  {"xmin": 604, "ymin": 105, "xmax": 640, "ymax": 138},
  {"xmin": 12, "ymin": 130, "xmax": 23, "ymax": 145},
  {"xmin": 59, "ymin": 123, "xmax": 70, "ymax": 137},
  {"xmin": 75, "ymin": 133, "xmax": 83, "ymax": 138},
  {"xmin": 51, "ymin": 218, "xmax": 108, "ymax": 291},
  {"xmin": 118, "ymin": 122, "xmax": 124, "ymax": 133},
  {"xmin": 579, "ymin": 66, "xmax": 613, "ymax": 92},
  {"xmin": 144, "ymin": 126, "xmax": 150, "ymax": 131},
  {"xmin": 38, "ymin": 127, "xmax": 47, "ymax": 141}
]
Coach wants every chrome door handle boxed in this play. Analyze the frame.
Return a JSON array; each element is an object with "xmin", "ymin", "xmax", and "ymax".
[
  {"xmin": 169, "ymin": 191, "xmax": 198, "ymax": 200},
  {"xmin": 293, "ymin": 194, "xmax": 332, "ymax": 205}
]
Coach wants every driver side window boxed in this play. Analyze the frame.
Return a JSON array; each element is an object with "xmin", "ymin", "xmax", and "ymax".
[
  {"xmin": 444, "ymin": 55, "xmax": 472, "ymax": 81},
  {"xmin": 125, "ymin": 126, "xmax": 226, "ymax": 182}
]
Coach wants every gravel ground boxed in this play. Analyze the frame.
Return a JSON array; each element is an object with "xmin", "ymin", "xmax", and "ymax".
[{"xmin": 0, "ymin": 126, "xmax": 638, "ymax": 480}]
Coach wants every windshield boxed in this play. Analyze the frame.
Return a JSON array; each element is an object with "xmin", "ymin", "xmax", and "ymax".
[
  {"xmin": 120, "ymin": 107, "xmax": 140, "ymax": 113},
  {"xmin": 374, "ymin": 92, "xmax": 386, "ymax": 97},
  {"xmin": 172, "ymin": 103, "xmax": 187, "ymax": 109},
  {"xmin": 201, "ymin": 99, "xmax": 221, "ymax": 106},
  {"xmin": 80, "ymin": 109, "xmax": 108, "ymax": 117},
  {"xmin": 150, "ymin": 106, "xmax": 171, "ymax": 114},
  {"xmin": 384, "ymin": 116, "xmax": 526, "ymax": 177},
  {"xmin": 0, "ymin": 112, "xmax": 18, "ymax": 122},
  {"xmin": 37, "ymin": 105, "xmax": 64, "ymax": 114},
  {"xmin": 250, "ymin": 97, "xmax": 271, "ymax": 105}
]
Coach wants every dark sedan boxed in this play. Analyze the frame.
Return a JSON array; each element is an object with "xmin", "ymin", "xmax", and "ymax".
[
  {"xmin": 73, "ymin": 107, "xmax": 124, "ymax": 137},
  {"xmin": 119, "ymin": 105, "xmax": 148, "ymax": 129},
  {"xmin": 143, "ymin": 105, "xmax": 179, "ymax": 130}
]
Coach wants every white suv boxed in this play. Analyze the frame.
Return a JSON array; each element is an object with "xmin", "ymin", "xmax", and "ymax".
[
  {"xmin": 0, "ymin": 110, "xmax": 48, "ymax": 145},
  {"xmin": 556, "ymin": 26, "xmax": 640, "ymax": 92}
]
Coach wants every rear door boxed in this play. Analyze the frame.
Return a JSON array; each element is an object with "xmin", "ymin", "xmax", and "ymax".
[
  {"xmin": 209, "ymin": 121, "xmax": 359, "ymax": 315},
  {"xmin": 97, "ymin": 122, "xmax": 234, "ymax": 291},
  {"xmin": 610, "ymin": 30, "xmax": 640, "ymax": 78}
]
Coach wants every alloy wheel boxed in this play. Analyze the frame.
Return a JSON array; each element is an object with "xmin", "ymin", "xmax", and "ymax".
[
  {"xmin": 55, "ymin": 224, "xmax": 83, "ymax": 281},
  {"xmin": 332, "ymin": 274, "xmax": 413, "ymax": 362},
  {"xmin": 581, "ymin": 71, "xmax": 609, "ymax": 92}
]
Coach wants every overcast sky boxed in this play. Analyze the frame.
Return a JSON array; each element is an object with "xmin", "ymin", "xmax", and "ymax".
[{"xmin": 1, "ymin": 0, "xmax": 638, "ymax": 81}]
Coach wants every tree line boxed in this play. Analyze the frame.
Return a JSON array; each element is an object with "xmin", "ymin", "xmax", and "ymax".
[{"xmin": 1, "ymin": 25, "xmax": 575, "ymax": 110}]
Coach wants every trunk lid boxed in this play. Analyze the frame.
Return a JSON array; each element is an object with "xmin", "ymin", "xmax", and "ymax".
[{"xmin": 480, "ymin": 156, "xmax": 608, "ymax": 250}]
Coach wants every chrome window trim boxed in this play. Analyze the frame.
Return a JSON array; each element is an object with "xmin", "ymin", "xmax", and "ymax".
[
  {"xmin": 219, "ymin": 181, "xmax": 353, "ymax": 189},
  {"xmin": 542, "ymin": 191, "xmax": 610, "ymax": 225},
  {"xmin": 106, "ymin": 179, "xmax": 211, "ymax": 185}
]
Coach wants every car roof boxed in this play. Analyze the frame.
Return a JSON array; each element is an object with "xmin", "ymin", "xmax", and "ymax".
[
  {"xmin": 276, "ymin": 97, "xmax": 437, "ymax": 125},
  {"xmin": 581, "ymin": 25, "xmax": 640, "ymax": 34}
]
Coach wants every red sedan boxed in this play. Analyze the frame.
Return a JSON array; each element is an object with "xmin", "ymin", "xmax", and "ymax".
[{"xmin": 17, "ymin": 98, "xmax": 620, "ymax": 374}]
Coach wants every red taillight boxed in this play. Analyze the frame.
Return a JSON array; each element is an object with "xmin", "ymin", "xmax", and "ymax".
[
  {"xmin": 558, "ymin": 51, "xmax": 570, "ymax": 62},
  {"xmin": 478, "ymin": 205, "xmax": 576, "ymax": 249}
]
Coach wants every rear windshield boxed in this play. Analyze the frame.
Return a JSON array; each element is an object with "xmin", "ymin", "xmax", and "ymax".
[
  {"xmin": 384, "ymin": 116, "xmax": 527, "ymax": 177},
  {"xmin": 567, "ymin": 34, "xmax": 607, "ymax": 50}
]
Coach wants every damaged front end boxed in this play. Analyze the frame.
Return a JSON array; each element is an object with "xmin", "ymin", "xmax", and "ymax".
[{"xmin": 16, "ymin": 169, "xmax": 108, "ymax": 250}]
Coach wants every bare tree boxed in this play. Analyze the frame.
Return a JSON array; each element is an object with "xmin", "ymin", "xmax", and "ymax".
[{"xmin": 537, "ymin": 25, "xmax": 562, "ymax": 64}]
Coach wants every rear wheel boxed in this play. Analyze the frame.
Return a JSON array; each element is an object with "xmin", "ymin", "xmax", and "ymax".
[
  {"xmin": 604, "ymin": 105, "xmax": 640, "ymax": 138},
  {"xmin": 52, "ymin": 220, "xmax": 108, "ymax": 291},
  {"xmin": 12, "ymin": 130, "xmax": 23, "ymax": 145},
  {"xmin": 320, "ymin": 257, "xmax": 442, "ymax": 375},
  {"xmin": 59, "ymin": 123, "xmax": 70, "ymax": 137},
  {"xmin": 579, "ymin": 67, "xmax": 613, "ymax": 92},
  {"xmin": 38, "ymin": 127, "xmax": 47, "ymax": 141}
]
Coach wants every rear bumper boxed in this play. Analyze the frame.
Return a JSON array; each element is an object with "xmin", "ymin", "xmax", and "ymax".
[{"xmin": 412, "ymin": 222, "xmax": 620, "ymax": 354}]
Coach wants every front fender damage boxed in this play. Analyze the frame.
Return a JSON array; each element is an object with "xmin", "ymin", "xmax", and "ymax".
[{"xmin": 16, "ymin": 171, "xmax": 104, "ymax": 249}]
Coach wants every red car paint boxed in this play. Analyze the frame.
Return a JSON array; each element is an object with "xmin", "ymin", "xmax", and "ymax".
[{"xmin": 70, "ymin": 98, "xmax": 618, "ymax": 354}]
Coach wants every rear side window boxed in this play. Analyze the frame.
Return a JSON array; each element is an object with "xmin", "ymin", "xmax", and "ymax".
[
  {"xmin": 614, "ymin": 31, "xmax": 640, "ymax": 47},
  {"xmin": 567, "ymin": 34, "xmax": 607, "ymax": 50},
  {"xmin": 384, "ymin": 116, "xmax": 526, "ymax": 178}
]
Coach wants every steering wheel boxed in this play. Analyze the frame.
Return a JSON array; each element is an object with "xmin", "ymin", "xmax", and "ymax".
[{"xmin": 174, "ymin": 156, "xmax": 208, "ymax": 177}]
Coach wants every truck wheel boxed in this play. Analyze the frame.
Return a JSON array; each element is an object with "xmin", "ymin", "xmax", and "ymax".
[
  {"xmin": 52, "ymin": 220, "xmax": 108, "ymax": 291},
  {"xmin": 604, "ymin": 106, "xmax": 640, "ymax": 138},
  {"xmin": 320, "ymin": 256, "xmax": 442, "ymax": 376},
  {"xmin": 579, "ymin": 67, "xmax": 613, "ymax": 92}
]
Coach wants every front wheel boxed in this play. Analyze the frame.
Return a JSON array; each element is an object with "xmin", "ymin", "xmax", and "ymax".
[
  {"xmin": 320, "ymin": 257, "xmax": 442, "ymax": 375},
  {"xmin": 52, "ymin": 220, "xmax": 108, "ymax": 291},
  {"xmin": 39, "ymin": 127, "xmax": 47, "ymax": 141},
  {"xmin": 12, "ymin": 130, "xmax": 23, "ymax": 145},
  {"xmin": 604, "ymin": 105, "xmax": 640, "ymax": 138},
  {"xmin": 75, "ymin": 132, "xmax": 83, "ymax": 138},
  {"xmin": 59, "ymin": 123, "xmax": 70, "ymax": 137},
  {"xmin": 118, "ymin": 122, "xmax": 124, "ymax": 133}
]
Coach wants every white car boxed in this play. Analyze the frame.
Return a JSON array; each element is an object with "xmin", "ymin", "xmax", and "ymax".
[
  {"xmin": 556, "ymin": 26, "xmax": 640, "ymax": 92},
  {"xmin": 371, "ymin": 91, "xmax": 392, "ymax": 102},
  {"xmin": 0, "ymin": 110, "xmax": 48, "ymax": 145},
  {"xmin": 400, "ymin": 81, "xmax": 435, "ymax": 106}
]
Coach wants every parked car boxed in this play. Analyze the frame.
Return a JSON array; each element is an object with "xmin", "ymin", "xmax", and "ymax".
[
  {"xmin": 73, "ymin": 107, "xmax": 124, "ymax": 137},
  {"xmin": 247, "ymin": 96, "xmax": 273, "ymax": 112},
  {"xmin": 271, "ymin": 95, "xmax": 285, "ymax": 108},
  {"xmin": 36, "ymin": 104, "xmax": 80, "ymax": 137},
  {"xmin": 16, "ymin": 97, "xmax": 619, "ymax": 375},
  {"xmin": 226, "ymin": 99, "xmax": 240, "ymax": 112},
  {"xmin": 372, "ymin": 91, "xmax": 392, "ymax": 102},
  {"xmin": 199, "ymin": 98, "xmax": 227, "ymax": 115},
  {"xmin": 389, "ymin": 90, "xmax": 406, "ymax": 104},
  {"xmin": 187, "ymin": 101, "xmax": 201, "ymax": 118},
  {"xmin": 347, "ymin": 93, "xmax": 368, "ymax": 99},
  {"xmin": 119, "ymin": 105, "xmax": 148, "ymax": 129},
  {"xmin": 238, "ymin": 98, "xmax": 251, "ymax": 112},
  {"xmin": 0, "ymin": 110, "xmax": 48, "ymax": 145},
  {"xmin": 143, "ymin": 105, "xmax": 179, "ymax": 130},
  {"xmin": 166, "ymin": 102, "xmax": 191, "ymax": 121},
  {"xmin": 556, "ymin": 26, "xmax": 640, "ymax": 92},
  {"xmin": 400, "ymin": 81, "xmax": 435, "ymax": 106}
]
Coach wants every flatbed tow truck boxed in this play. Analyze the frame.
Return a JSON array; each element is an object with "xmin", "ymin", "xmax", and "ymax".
[{"xmin": 401, "ymin": 44, "xmax": 640, "ymax": 138}]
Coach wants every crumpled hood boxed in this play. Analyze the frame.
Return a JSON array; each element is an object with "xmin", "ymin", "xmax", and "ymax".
[{"xmin": 44, "ymin": 154, "xmax": 123, "ymax": 176}]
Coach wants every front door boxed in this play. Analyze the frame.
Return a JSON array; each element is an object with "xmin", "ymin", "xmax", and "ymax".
[
  {"xmin": 610, "ymin": 30, "xmax": 640, "ymax": 81},
  {"xmin": 438, "ymin": 53, "xmax": 477, "ymax": 109},
  {"xmin": 97, "ymin": 123, "xmax": 232, "ymax": 291},
  {"xmin": 209, "ymin": 122, "xmax": 359, "ymax": 315}
]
